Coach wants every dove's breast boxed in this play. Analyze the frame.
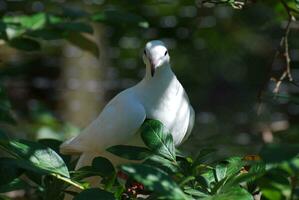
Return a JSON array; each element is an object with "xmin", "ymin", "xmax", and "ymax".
[{"xmin": 135, "ymin": 77, "xmax": 193, "ymax": 146}]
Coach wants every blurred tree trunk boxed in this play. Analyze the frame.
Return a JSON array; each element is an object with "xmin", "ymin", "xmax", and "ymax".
[{"xmin": 59, "ymin": 24, "xmax": 109, "ymax": 129}]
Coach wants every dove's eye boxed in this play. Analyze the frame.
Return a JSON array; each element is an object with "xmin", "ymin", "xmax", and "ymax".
[{"xmin": 164, "ymin": 51, "xmax": 168, "ymax": 56}]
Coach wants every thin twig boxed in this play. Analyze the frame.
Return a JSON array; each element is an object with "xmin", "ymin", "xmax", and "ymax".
[
  {"xmin": 272, "ymin": 0, "xmax": 295, "ymax": 94},
  {"xmin": 257, "ymin": 0, "xmax": 298, "ymax": 113},
  {"xmin": 51, "ymin": 173, "xmax": 85, "ymax": 190}
]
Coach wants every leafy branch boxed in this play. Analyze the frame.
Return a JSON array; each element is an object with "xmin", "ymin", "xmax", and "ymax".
[{"xmin": 199, "ymin": 0, "xmax": 247, "ymax": 9}]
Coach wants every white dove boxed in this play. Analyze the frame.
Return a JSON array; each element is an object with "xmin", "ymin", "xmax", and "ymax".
[{"xmin": 60, "ymin": 40, "xmax": 195, "ymax": 170}]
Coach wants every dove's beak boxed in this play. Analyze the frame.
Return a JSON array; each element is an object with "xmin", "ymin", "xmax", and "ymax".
[{"xmin": 150, "ymin": 60, "xmax": 155, "ymax": 77}]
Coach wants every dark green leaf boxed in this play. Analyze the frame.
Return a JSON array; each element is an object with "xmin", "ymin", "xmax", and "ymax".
[
  {"xmin": 0, "ymin": 139, "xmax": 69, "ymax": 177},
  {"xmin": 74, "ymin": 188, "xmax": 115, "ymax": 200},
  {"xmin": 258, "ymin": 169, "xmax": 291, "ymax": 200},
  {"xmin": 67, "ymin": 32, "xmax": 99, "ymax": 57},
  {"xmin": 91, "ymin": 156, "xmax": 115, "ymax": 177},
  {"xmin": 0, "ymin": 87, "xmax": 15, "ymax": 124},
  {"xmin": 27, "ymin": 29, "xmax": 65, "ymax": 40},
  {"xmin": 8, "ymin": 37, "xmax": 41, "ymax": 51},
  {"xmin": 194, "ymin": 148, "xmax": 217, "ymax": 165},
  {"xmin": 0, "ymin": 129, "xmax": 8, "ymax": 140},
  {"xmin": 203, "ymin": 187, "xmax": 253, "ymax": 200},
  {"xmin": 140, "ymin": 119, "xmax": 176, "ymax": 161},
  {"xmin": 55, "ymin": 22, "xmax": 93, "ymax": 34},
  {"xmin": 61, "ymin": 7, "xmax": 89, "ymax": 19},
  {"xmin": 106, "ymin": 145, "xmax": 151, "ymax": 160},
  {"xmin": 143, "ymin": 155, "xmax": 179, "ymax": 173},
  {"xmin": 38, "ymin": 139, "xmax": 62, "ymax": 153},
  {"xmin": 91, "ymin": 10, "xmax": 149, "ymax": 28},
  {"xmin": 0, "ymin": 158, "xmax": 23, "ymax": 186},
  {"xmin": 184, "ymin": 187, "xmax": 210, "ymax": 198},
  {"xmin": 0, "ymin": 178, "xmax": 28, "ymax": 193},
  {"xmin": 260, "ymin": 143, "xmax": 299, "ymax": 163},
  {"xmin": 120, "ymin": 164, "xmax": 188, "ymax": 199}
]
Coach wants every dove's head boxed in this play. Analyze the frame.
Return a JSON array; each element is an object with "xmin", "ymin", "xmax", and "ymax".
[{"xmin": 143, "ymin": 40, "xmax": 170, "ymax": 77}]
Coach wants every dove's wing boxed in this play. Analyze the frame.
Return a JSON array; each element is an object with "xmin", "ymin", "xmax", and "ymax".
[{"xmin": 60, "ymin": 90, "xmax": 146, "ymax": 154}]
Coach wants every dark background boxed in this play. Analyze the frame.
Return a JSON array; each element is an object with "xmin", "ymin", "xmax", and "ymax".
[{"xmin": 0, "ymin": 0, "xmax": 299, "ymax": 159}]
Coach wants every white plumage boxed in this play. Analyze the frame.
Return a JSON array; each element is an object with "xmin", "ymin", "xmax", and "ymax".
[{"xmin": 60, "ymin": 40, "xmax": 195, "ymax": 170}]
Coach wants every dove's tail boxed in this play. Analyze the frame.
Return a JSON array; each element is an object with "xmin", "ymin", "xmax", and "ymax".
[{"xmin": 60, "ymin": 136, "xmax": 86, "ymax": 155}]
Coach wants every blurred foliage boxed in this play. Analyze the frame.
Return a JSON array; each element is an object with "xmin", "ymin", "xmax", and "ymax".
[
  {"xmin": 1, "ymin": 119, "xmax": 299, "ymax": 199},
  {"xmin": 0, "ymin": 0, "xmax": 299, "ymax": 199}
]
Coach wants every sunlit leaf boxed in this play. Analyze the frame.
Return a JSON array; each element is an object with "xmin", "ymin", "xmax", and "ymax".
[
  {"xmin": 140, "ymin": 119, "xmax": 176, "ymax": 161},
  {"xmin": 4, "ymin": 13, "xmax": 46, "ymax": 30},
  {"xmin": 120, "ymin": 164, "xmax": 188, "ymax": 199},
  {"xmin": 0, "ymin": 139, "xmax": 69, "ymax": 178}
]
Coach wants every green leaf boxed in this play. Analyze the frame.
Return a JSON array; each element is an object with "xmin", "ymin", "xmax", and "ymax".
[
  {"xmin": 0, "ymin": 158, "xmax": 23, "ymax": 186},
  {"xmin": 61, "ymin": 7, "xmax": 89, "ymax": 19},
  {"xmin": 224, "ymin": 161, "xmax": 266, "ymax": 189},
  {"xmin": 106, "ymin": 145, "xmax": 152, "ymax": 160},
  {"xmin": 203, "ymin": 187, "xmax": 253, "ymax": 200},
  {"xmin": 194, "ymin": 148, "xmax": 217, "ymax": 165},
  {"xmin": 258, "ymin": 169, "xmax": 291, "ymax": 200},
  {"xmin": 27, "ymin": 29, "xmax": 65, "ymax": 40},
  {"xmin": 91, "ymin": 10, "xmax": 149, "ymax": 28},
  {"xmin": 0, "ymin": 129, "xmax": 8, "ymax": 140},
  {"xmin": 8, "ymin": 37, "xmax": 41, "ymax": 51},
  {"xmin": 143, "ymin": 155, "xmax": 179, "ymax": 174},
  {"xmin": 55, "ymin": 22, "xmax": 93, "ymax": 34},
  {"xmin": 0, "ymin": 87, "xmax": 15, "ymax": 124},
  {"xmin": 91, "ymin": 156, "xmax": 115, "ymax": 177},
  {"xmin": 215, "ymin": 163, "xmax": 227, "ymax": 182},
  {"xmin": 140, "ymin": 119, "xmax": 176, "ymax": 161},
  {"xmin": 74, "ymin": 188, "xmax": 115, "ymax": 200},
  {"xmin": 0, "ymin": 139, "xmax": 69, "ymax": 178},
  {"xmin": 184, "ymin": 187, "xmax": 210, "ymax": 198},
  {"xmin": 225, "ymin": 157, "xmax": 243, "ymax": 177},
  {"xmin": 67, "ymin": 32, "xmax": 99, "ymax": 57},
  {"xmin": 38, "ymin": 139, "xmax": 62, "ymax": 153},
  {"xmin": 0, "ymin": 195, "xmax": 11, "ymax": 200},
  {"xmin": 120, "ymin": 164, "xmax": 188, "ymax": 199},
  {"xmin": 0, "ymin": 178, "xmax": 28, "ymax": 193},
  {"xmin": 4, "ymin": 13, "xmax": 46, "ymax": 30},
  {"xmin": 260, "ymin": 143, "xmax": 299, "ymax": 163}
]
